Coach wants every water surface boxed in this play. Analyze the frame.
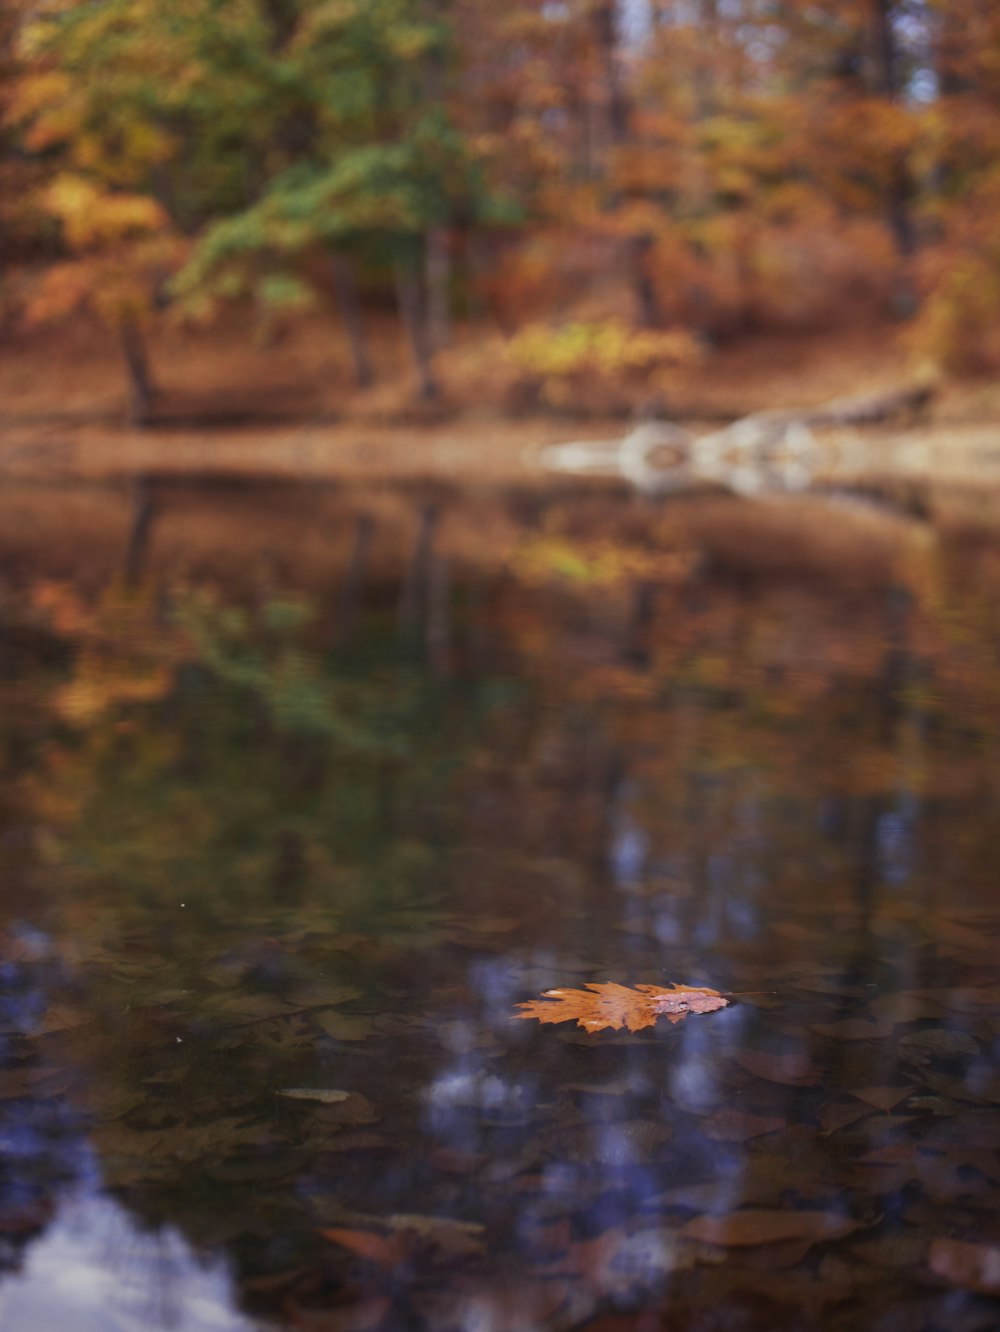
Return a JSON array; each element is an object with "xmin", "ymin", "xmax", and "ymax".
[{"xmin": 1, "ymin": 475, "xmax": 999, "ymax": 1331}]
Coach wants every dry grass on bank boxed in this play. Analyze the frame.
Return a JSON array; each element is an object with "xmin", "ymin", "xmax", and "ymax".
[{"xmin": 1, "ymin": 307, "xmax": 988, "ymax": 430}]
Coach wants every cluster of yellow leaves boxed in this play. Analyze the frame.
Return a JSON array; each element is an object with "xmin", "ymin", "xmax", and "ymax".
[
  {"xmin": 506, "ymin": 319, "xmax": 701, "ymax": 410},
  {"xmin": 23, "ymin": 179, "xmax": 180, "ymax": 325},
  {"xmin": 57, "ymin": 669, "xmax": 173, "ymax": 727},
  {"xmin": 513, "ymin": 538, "xmax": 659, "ymax": 588},
  {"xmin": 508, "ymin": 320, "xmax": 698, "ymax": 380},
  {"xmin": 46, "ymin": 176, "xmax": 167, "ymax": 250},
  {"xmin": 31, "ymin": 582, "xmax": 182, "ymax": 724}
]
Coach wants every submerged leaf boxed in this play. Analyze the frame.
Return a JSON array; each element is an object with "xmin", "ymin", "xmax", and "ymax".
[
  {"xmin": 277, "ymin": 1088, "xmax": 350, "ymax": 1104},
  {"xmin": 929, "ymin": 1238, "xmax": 1000, "ymax": 1294},
  {"xmin": 735, "ymin": 1050, "xmax": 820, "ymax": 1086},
  {"xmin": 850, "ymin": 1086, "xmax": 914, "ymax": 1112},
  {"xmin": 810, "ymin": 1018, "xmax": 894, "ymax": 1040},
  {"xmin": 322, "ymin": 1214, "xmax": 485, "ymax": 1268},
  {"xmin": 702, "ymin": 1108, "xmax": 785, "ymax": 1142},
  {"xmin": 680, "ymin": 1209, "xmax": 862, "ymax": 1248},
  {"xmin": 515, "ymin": 982, "xmax": 728, "ymax": 1034},
  {"xmin": 900, "ymin": 1029, "xmax": 979, "ymax": 1060},
  {"xmin": 322, "ymin": 1226, "xmax": 408, "ymax": 1268}
]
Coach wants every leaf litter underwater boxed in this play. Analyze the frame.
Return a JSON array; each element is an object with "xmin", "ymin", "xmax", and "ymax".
[{"xmin": 1, "ymin": 488, "xmax": 1000, "ymax": 1331}]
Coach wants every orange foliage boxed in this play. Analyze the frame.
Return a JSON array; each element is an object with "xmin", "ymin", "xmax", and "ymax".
[{"xmin": 4, "ymin": 0, "xmax": 1000, "ymax": 390}]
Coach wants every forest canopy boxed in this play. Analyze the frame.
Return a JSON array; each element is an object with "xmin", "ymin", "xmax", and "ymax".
[{"xmin": 2, "ymin": 0, "xmax": 999, "ymax": 416}]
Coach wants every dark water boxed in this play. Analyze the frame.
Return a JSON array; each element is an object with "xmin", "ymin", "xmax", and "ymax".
[{"xmin": 1, "ymin": 476, "xmax": 1000, "ymax": 1331}]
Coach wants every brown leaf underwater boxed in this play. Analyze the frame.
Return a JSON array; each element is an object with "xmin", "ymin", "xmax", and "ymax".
[
  {"xmin": 680, "ymin": 1208, "xmax": 863, "ymax": 1248},
  {"xmin": 929, "ymin": 1238, "xmax": 1000, "ymax": 1295},
  {"xmin": 515, "ymin": 982, "xmax": 729, "ymax": 1033}
]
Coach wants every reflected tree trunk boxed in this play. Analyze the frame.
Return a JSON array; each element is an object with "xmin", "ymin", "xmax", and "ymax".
[
  {"xmin": 270, "ymin": 830, "xmax": 307, "ymax": 903},
  {"xmin": 124, "ymin": 474, "xmax": 158, "ymax": 587},
  {"xmin": 398, "ymin": 502, "xmax": 439, "ymax": 635},
  {"xmin": 463, "ymin": 573, "xmax": 491, "ymax": 671},
  {"xmin": 426, "ymin": 548, "xmax": 451, "ymax": 677},
  {"xmin": 334, "ymin": 513, "xmax": 375, "ymax": 647},
  {"xmin": 624, "ymin": 577, "xmax": 656, "ymax": 668}
]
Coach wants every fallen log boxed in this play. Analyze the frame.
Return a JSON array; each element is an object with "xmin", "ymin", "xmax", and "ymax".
[
  {"xmin": 539, "ymin": 381, "xmax": 938, "ymax": 495},
  {"xmin": 804, "ymin": 380, "xmax": 937, "ymax": 428}
]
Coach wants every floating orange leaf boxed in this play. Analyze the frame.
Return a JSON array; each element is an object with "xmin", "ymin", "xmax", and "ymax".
[{"xmin": 514, "ymin": 982, "xmax": 728, "ymax": 1034}]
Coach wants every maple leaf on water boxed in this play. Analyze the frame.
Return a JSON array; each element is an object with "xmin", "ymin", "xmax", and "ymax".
[{"xmin": 514, "ymin": 982, "xmax": 729, "ymax": 1034}]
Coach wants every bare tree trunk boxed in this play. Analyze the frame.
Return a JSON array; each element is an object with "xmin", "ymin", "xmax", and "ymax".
[
  {"xmin": 592, "ymin": 0, "xmax": 631, "ymax": 153},
  {"xmin": 329, "ymin": 252, "xmax": 374, "ymax": 388},
  {"xmin": 425, "ymin": 226, "xmax": 452, "ymax": 353},
  {"xmin": 393, "ymin": 255, "xmax": 439, "ymax": 401},
  {"xmin": 925, "ymin": 3, "xmax": 964, "ymax": 212},
  {"xmin": 591, "ymin": 1, "xmax": 666, "ymax": 328},
  {"xmin": 627, "ymin": 233, "xmax": 663, "ymax": 328},
  {"xmin": 869, "ymin": 0, "xmax": 918, "ymax": 313},
  {"xmin": 694, "ymin": 0, "xmax": 720, "ymax": 119},
  {"xmin": 935, "ymin": 2, "xmax": 968, "ymax": 96},
  {"xmin": 119, "ymin": 319, "xmax": 154, "ymax": 426}
]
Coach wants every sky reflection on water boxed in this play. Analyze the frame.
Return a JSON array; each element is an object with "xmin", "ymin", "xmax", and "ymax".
[{"xmin": 0, "ymin": 1196, "xmax": 260, "ymax": 1332}]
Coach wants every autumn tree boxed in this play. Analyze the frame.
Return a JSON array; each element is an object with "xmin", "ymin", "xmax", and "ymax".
[
  {"xmin": 0, "ymin": 0, "xmax": 55, "ymax": 330},
  {"xmin": 6, "ymin": 0, "xmax": 1000, "ymax": 394},
  {"xmin": 169, "ymin": 0, "xmax": 506, "ymax": 399},
  {"xmin": 911, "ymin": 0, "xmax": 1000, "ymax": 367},
  {"xmin": 5, "ymin": 1, "xmax": 194, "ymax": 419}
]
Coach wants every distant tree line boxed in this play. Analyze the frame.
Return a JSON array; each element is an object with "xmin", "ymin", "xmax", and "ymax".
[{"xmin": 2, "ymin": 0, "xmax": 999, "ymax": 419}]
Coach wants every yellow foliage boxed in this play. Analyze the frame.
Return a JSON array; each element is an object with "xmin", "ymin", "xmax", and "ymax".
[
  {"xmin": 505, "ymin": 319, "xmax": 701, "ymax": 411},
  {"xmin": 31, "ymin": 582, "xmax": 182, "ymax": 725},
  {"xmin": 507, "ymin": 319, "xmax": 698, "ymax": 378},
  {"xmin": 5, "ymin": 67, "xmax": 72, "ymax": 119},
  {"xmin": 387, "ymin": 23, "xmax": 433, "ymax": 60},
  {"xmin": 293, "ymin": 0, "xmax": 362, "ymax": 43},
  {"xmin": 46, "ymin": 176, "xmax": 168, "ymax": 250},
  {"xmin": 57, "ymin": 667, "xmax": 172, "ymax": 725},
  {"xmin": 515, "ymin": 537, "xmax": 657, "ymax": 587},
  {"xmin": 912, "ymin": 168, "xmax": 1000, "ymax": 372}
]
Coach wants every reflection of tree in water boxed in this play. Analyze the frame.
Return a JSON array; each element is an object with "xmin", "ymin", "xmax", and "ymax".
[
  {"xmin": 0, "ymin": 932, "xmax": 80, "ymax": 1280},
  {"xmin": 0, "ymin": 578, "xmax": 523, "ymax": 1318},
  {"xmin": 2, "ymin": 524, "xmax": 1000, "ymax": 1327},
  {"xmin": 0, "ymin": 610, "xmax": 97, "ymax": 1283}
]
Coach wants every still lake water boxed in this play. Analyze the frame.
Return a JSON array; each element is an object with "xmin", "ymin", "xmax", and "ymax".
[{"xmin": 1, "ymin": 474, "xmax": 999, "ymax": 1331}]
